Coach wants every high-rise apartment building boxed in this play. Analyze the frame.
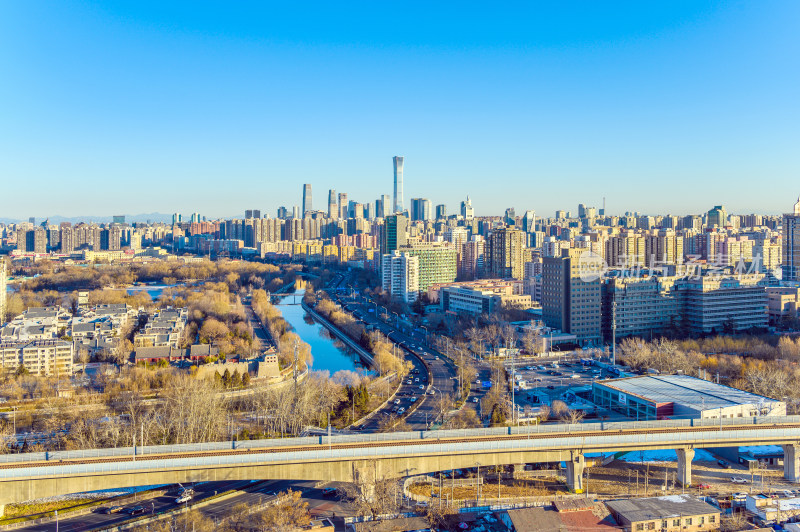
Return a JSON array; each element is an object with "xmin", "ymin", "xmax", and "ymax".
[
  {"xmin": 783, "ymin": 197, "xmax": 800, "ymax": 282},
  {"xmin": 302, "ymin": 184, "xmax": 313, "ymax": 215},
  {"xmin": 382, "ymin": 214, "xmax": 408, "ymax": 256},
  {"xmin": 542, "ymin": 248, "xmax": 602, "ymax": 346},
  {"xmin": 486, "ymin": 227, "xmax": 526, "ymax": 280},
  {"xmin": 172, "ymin": 213, "xmax": 182, "ymax": 225},
  {"xmin": 461, "ymin": 238, "xmax": 486, "ymax": 280},
  {"xmin": 381, "ymin": 251, "xmax": 419, "ymax": 303},
  {"xmin": 393, "ymin": 156, "xmax": 404, "ymax": 213},
  {"xmin": 403, "ymin": 243, "xmax": 458, "ymax": 292},
  {"xmin": 328, "ymin": 189, "xmax": 338, "ymax": 219}
]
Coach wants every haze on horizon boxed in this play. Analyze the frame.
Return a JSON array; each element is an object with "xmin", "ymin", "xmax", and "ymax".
[{"xmin": 1, "ymin": 1, "xmax": 798, "ymax": 219}]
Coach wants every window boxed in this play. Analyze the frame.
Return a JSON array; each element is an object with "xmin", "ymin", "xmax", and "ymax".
[
  {"xmin": 709, "ymin": 515, "xmax": 715, "ymax": 523},
  {"xmin": 647, "ymin": 523, "xmax": 655, "ymax": 530},
  {"xmin": 685, "ymin": 518, "xmax": 692, "ymax": 526},
  {"xmin": 672, "ymin": 519, "xmax": 680, "ymax": 527},
  {"xmin": 636, "ymin": 524, "xmax": 644, "ymax": 531},
  {"xmin": 699, "ymin": 516, "xmax": 704, "ymax": 525}
]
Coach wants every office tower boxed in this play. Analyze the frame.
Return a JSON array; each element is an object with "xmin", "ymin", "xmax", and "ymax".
[
  {"xmin": 191, "ymin": 213, "xmax": 200, "ymax": 224},
  {"xmin": 302, "ymin": 184, "xmax": 313, "ymax": 214},
  {"xmin": 578, "ymin": 204, "xmax": 587, "ymax": 218},
  {"xmin": 378, "ymin": 194, "xmax": 390, "ymax": 218},
  {"xmin": 542, "ymin": 248, "xmax": 602, "ymax": 346},
  {"xmin": 504, "ymin": 208, "xmax": 516, "ymax": 226},
  {"xmin": 292, "ymin": 205, "xmax": 301, "ymax": 218},
  {"xmin": 172, "ymin": 213, "xmax": 181, "ymax": 225},
  {"xmin": 245, "ymin": 210, "xmax": 253, "ymax": 219},
  {"xmin": 338, "ymin": 193, "xmax": 348, "ymax": 219},
  {"xmin": 435, "ymin": 204, "xmax": 447, "ymax": 220},
  {"xmin": 277, "ymin": 206, "xmax": 289, "ymax": 219},
  {"xmin": 783, "ymin": 196, "xmax": 800, "ymax": 281},
  {"xmin": 460, "ymin": 196, "xmax": 474, "ymax": 219},
  {"xmin": 522, "ymin": 210, "xmax": 536, "ymax": 233},
  {"xmin": 365, "ymin": 202, "xmax": 375, "ymax": 220},
  {"xmin": 112, "ymin": 215, "xmax": 126, "ymax": 224},
  {"xmin": 253, "ymin": 210, "xmax": 261, "ymax": 219},
  {"xmin": 28, "ymin": 217, "xmax": 36, "ymax": 225},
  {"xmin": 555, "ymin": 210, "xmax": 567, "ymax": 220},
  {"xmin": 486, "ymin": 227, "xmax": 526, "ymax": 280},
  {"xmin": 0, "ymin": 259, "xmax": 6, "ymax": 324},
  {"xmin": 382, "ymin": 214, "xmax": 408, "ymax": 256},
  {"xmin": 328, "ymin": 189, "xmax": 338, "ymax": 219},
  {"xmin": 707, "ymin": 205, "xmax": 727, "ymax": 228},
  {"xmin": 410, "ymin": 198, "xmax": 432, "ymax": 221},
  {"xmin": 381, "ymin": 251, "xmax": 419, "ymax": 303},
  {"xmin": 375, "ymin": 197, "xmax": 385, "ymax": 219},
  {"xmin": 393, "ymin": 156, "xmax": 404, "ymax": 213}
]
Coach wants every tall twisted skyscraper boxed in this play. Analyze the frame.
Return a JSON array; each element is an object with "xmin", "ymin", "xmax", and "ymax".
[
  {"xmin": 302, "ymin": 184, "xmax": 312, "ymax": 215},
  {"xmin": 393, "ymin": 156, "xmax": 404, "ymax": 214}
]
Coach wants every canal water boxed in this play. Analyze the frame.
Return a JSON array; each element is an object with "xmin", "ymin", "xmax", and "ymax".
[{"xmin": 274, "ymin": 292, "xmax": 367, "ymax": 375}]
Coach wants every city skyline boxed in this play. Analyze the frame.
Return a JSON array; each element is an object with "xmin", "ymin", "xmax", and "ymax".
[{"xmin": 1, "ymin": 2, "xmax": 799, "ymax": 218}]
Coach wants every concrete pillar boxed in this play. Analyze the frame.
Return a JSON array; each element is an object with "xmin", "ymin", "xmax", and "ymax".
[
  {"xmin": 784, "ymin": 444, "xmax": 800, "ymax": 483},
  {"xmin": 512, "ymin": 464, "xmax": 526, "ymax": 479},
  {"xmin": 565, "ymin": 452, "xmax": 585, "ymax": 492},
  {"xmin": 0, "ymin": 505, "xmax": 4, "ymax": 518},
  {"xmin": 676, "ymin": 448, "xmax": 695, "ymax": 486}
]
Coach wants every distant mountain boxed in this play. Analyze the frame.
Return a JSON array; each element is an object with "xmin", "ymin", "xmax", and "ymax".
[{"xmin": 0, "ymin": 213, "xmax": 175, "ymax": 225}]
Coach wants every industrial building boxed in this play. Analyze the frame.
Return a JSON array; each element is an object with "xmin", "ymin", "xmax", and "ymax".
[{"xmin": 592, "ymin": 375, "xmax": 785, "ymax": 421}]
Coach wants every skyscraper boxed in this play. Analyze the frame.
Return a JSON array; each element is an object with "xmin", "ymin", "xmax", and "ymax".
[
  {"xmin": 393, "ymin": 156, "xmax": 404, "ymax": 213},
  {"xmin": 328, "ymin": 189, "xmax": 338, "ymax": 219},
  {"xmin": 410, "ymin": 198, "xmax": 432, "ymax": 221},
  {"xmin": 381, "ymin": 251, "xmax": 419, "ymax": 303},
  {"xmin": 382, "ymin": 214, "xmax": 408, "ymax": 256},
  {"xmin": 376, "ymin": 194, "xmax": 390, "ymax": 218},
  {"xmin": 707, "ymin": 205, "xmax": 727, "ymax": 228},
  {"xmin": 435, "ymin": 204, "xmax": 447, "ymax": 220},
  {"xmin": 783, "ymin": 196, "xmax": 800, "ymax": 281},
  {"xmin": 338, "ymin": 193, "xmax": 348, "ymax": 219},
  {"xmin": 461, "ymin": 196, "xmax": 474, "ymax": 219},
  {"xmin": 302, "ymin": 184, "xmax": 313, "ymax": 215}
]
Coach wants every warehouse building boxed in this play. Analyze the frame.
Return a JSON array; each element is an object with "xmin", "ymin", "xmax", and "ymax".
[{"xmin": 592, "ymin": 375, "xmax": 784, "ymax": 420}]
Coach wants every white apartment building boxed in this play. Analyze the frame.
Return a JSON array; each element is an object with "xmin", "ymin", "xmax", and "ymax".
[
  {"xmin": 381, "ymin": 251, "xmax": 420, "ymax": 303},
  {"xmin": 0, "ymin": 339, "xmax": 74, "ymax": 376}
]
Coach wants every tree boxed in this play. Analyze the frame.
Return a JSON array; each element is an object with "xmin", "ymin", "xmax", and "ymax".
[
  {"xmin": 339, "ymin": 463, "xmax": 401, "ymax": 519},
  {"xmin": 246, "ymin": 489, "xmax": 310, "ymax": 532},
  {"xmin": 241, "ymin": 371, "xmax": 251, "ymax": 387}
]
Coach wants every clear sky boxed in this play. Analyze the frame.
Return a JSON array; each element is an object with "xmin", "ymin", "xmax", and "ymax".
[{"xmin": 1, "ymin": 1, "xmax": 798, "ymax": 220}]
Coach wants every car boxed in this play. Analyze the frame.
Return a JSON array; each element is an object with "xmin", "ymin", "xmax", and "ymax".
[
  {"xmin": 570, "ymin": 374, "xmax": 580, "ymax": 379},
  {"xmin": 472, "ymin": 397, "xmax": 479, "ymax": 403},
  {"xmin": 398, "ymin": 407, "xmax": 405, "ymax": 414},
  {"xmin": 419, "ymin": 385, "xmax": 425, "ymax": 390},
  {"xmin": 781, "ymin": 490, "xmax": 795, "ymax": 498},
  {"xmin": 731, "ymin": 477, "xmax": 748, "ymax": 484},
  {"xmin": 176, "ymin": 493, "xmax": 192, "ymax": 503},
  {"xmin": 410, "ymin": 397, "xmax": 417, "ymax": 403},
  {"xmin": 125, "ymin": 506, "xmax": 146, "ymax": 515},
  {"xmin": 547, "ymin": 385, "xmax": 555, "ymax": 389},
  {"xmin": 428, "ymin": 389, "xmax": 435, "ymax": 395},
  {"xmin": 695, "ymin": 483, "xmax": 711, "ymax": 489},
  {"xmin": 718, "ymin": 460, "xmax": 732, "ymax": 469},
  {"xmin": 414, "ymin": 378, "xmax": 419, "ymax": 382},
  {"xmin": 393, "ymin": 399, "xmax": 401, "ymax": 405},
  {"xmin": 102, "ymin": 506, "xmax": 124, "ymax": 514},
  {"xmin": 322, "ymin": 487, "xmax": 337, "ymax": 498}
]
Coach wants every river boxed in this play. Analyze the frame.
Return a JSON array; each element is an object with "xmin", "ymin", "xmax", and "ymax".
[{"xmin": 274, "ymin": 292, "xmax": 368, "ymax": 376}]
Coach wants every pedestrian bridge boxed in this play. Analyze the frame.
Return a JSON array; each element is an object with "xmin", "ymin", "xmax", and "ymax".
[{"xmin": 3, "ymin": 416, "xmax": 800, "ymax": 509}]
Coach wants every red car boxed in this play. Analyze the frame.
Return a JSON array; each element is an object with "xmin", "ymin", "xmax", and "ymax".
[{"xmin": 695, "ymin": 483, "xmax": 711, "ymax": 489}]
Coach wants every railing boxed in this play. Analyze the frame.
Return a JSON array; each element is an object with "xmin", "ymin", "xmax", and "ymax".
[
  {"xmin": 2, "ymin": 422, "xmax": 800, "ymax": 480},
  {"xmin": 3, "ymin": 414, "xmax": 799, "ymax": 466}
]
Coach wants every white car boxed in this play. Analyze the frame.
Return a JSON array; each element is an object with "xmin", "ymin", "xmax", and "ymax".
[
  {"xmin": 419, "ymin": 385, "xmax": 425, "ymax": 390},
  {"xmin": 472, "ymin": 397, "xmax": 479, "ymax": 403},
  {"xmin": 176, "ymin": 493, "xmax": 192, "ymax": 504},
  {"xmin": 410, "ymin": 397, "xmax": 417, "ymax": 403},
  {"xmin": 731, "ymin": 477, "xmax": 749, "ymax": 484}
]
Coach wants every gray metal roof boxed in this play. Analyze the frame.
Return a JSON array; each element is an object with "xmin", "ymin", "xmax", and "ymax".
[
  {"xmin": 597, "ymin": 375, "xmax": 779, "ymax": 410},
  {"xmin": 606, "ymin": 495, "xmax": 718, "ymax": 523}
]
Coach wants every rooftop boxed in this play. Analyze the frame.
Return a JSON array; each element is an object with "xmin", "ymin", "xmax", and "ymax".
[
  {"xmin": 605, "ymin": 495, "xmax": 719, "ymax": 523},
  {"xmin": 596, "ymin": 374, "xmax": 781, "ymax": 410}
]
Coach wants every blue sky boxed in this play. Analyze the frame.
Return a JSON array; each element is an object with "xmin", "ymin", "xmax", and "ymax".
[{"xmin": 1, "ymin": 1, "xmax": 798, "ymax": 219}]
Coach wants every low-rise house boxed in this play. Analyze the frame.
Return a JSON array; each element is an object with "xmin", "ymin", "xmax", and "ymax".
[
  {"xmin": 500, "ymin": 498, "xmax": 617, "ymax": 532},
  {"xmin": 605, "ymin": 495, "xmax": 720, "ymax": 532}
]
